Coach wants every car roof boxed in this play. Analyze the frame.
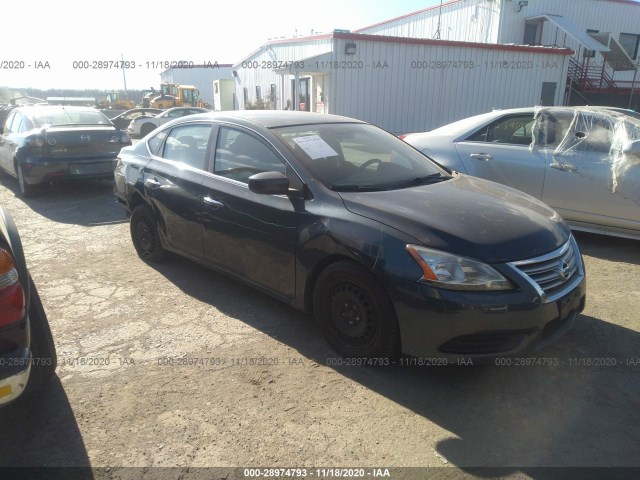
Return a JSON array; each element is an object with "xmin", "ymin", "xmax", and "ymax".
[
  {"xmin": 182, "ymin": 110, "xmax": 366, "ymax": 128},
  {"xmin": 15, "ymin": 105, "xmax": 99, "ymax": 114}
]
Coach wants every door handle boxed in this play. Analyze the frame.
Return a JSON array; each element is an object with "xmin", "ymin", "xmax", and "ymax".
[
  {"xmin": 202, "ymin": 196, "xmax": 224, "ymax": 208},
  {"xmin": 550, "ymin": 162, "xmax": 577, "ymax": 172},
  {"xmin": 470, "ymin": 153, "xmax": 492, "ymax": 161},
  {"xmin": 145, "ymin": 178, "xmax": 161, "ymax": 188}
]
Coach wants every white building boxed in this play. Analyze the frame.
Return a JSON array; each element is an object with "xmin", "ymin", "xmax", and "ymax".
[
  {"xmin": 233, "ymin": 31, "xmax": 572, "ymax": 133},
  {"xmin": 231, "ymin": 0, "xmax": 639, "ymax": 132},
  {"xmin": 357, "ymin": 0, "xmax": 640, "ymax": 104},
  {"xmin": 163, "ymin": 1, "xmax": 639, "ymax": 132},
  {"xmin": 160, "ymin": 64, "xmax": 234, "ymax": 108}
]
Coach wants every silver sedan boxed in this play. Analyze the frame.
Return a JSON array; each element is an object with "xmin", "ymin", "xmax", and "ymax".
[
  {"xmin": 404, "ymin": 106, "xmax": 640, "ymax": 241},
  {"xmin": 126, "ymin": 107, "xmax": 209, "ymax": 138}
]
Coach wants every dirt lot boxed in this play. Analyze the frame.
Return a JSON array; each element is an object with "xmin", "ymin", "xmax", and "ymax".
[{"xmin": 0, "ymin": 175, "xmax": 638, "ymax": 479}]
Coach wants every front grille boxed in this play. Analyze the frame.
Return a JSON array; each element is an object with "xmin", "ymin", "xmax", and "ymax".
[{"xmin": 509, "ymin": 237, "xmax": 583, "ymax": 302}]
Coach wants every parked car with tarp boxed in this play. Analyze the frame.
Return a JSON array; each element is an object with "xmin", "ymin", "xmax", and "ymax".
[{"xmin": 403, "ymin": 106, "xmax": 640, "ymax": 240}]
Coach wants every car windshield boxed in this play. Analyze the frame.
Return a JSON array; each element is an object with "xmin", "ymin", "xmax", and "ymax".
[
  {"xmin": 32, "ymin": 109, "xmax": 112, "ymax": 127},
  {"xmin": 272, "ymin": 123, "xmax": 449, "ymax": 191}
]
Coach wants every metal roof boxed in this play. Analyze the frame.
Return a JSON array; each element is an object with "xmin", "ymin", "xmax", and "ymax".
[{"xmin": 526, "ymin": 14, "xmax": 610, "ymax": 52}]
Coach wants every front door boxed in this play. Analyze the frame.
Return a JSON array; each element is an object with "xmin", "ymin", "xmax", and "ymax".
[
  {"xmin": 454, "ymin": 113, "xmax": 546, "ymax": 199},
  {"xmin": 201, "ymin": 125, "xmax": 298, "ymax": 297}
]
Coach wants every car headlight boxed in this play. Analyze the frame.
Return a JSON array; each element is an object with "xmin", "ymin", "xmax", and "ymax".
[{"xmin": 406, "ymin": 245, "xmax": 514, "ymax": 291}]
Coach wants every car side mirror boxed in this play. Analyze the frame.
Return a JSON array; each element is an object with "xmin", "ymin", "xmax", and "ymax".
[
  {"xmin": 248, "ymin": 171, "xmax": 290, "ymax": 195},
  {"xmin": 622, "ymin": 139, "xmax": 640, "ymax": 156}
]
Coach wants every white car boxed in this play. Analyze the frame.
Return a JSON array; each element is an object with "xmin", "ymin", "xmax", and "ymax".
[
  {"xmin": 403, "ymin": 106, "xmax": 640, "ymax": 240},
  {"xmin": 126, "ymin": 107, "xmax": 209, "ymax": 138}
]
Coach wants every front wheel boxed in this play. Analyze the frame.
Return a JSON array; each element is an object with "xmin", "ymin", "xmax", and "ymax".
[
  {"xmin": 313, "ymin": 261, "xmax": 400, "ymax": 359},
  {"xmin": 130, "ymin": 204, "xmax": 166, "ymax": 262}
]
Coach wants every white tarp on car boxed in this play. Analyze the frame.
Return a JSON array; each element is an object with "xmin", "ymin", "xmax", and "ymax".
[{"xmin": 531, "ymin": 106, "xmax": 640, "ymax": 203}]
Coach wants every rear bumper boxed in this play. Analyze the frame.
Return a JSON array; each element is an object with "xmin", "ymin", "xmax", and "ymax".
[
  {"xmin": 20, "ymin": 157, "xmax": 118, "ymax": 185},
  {"xmin": 0, "ymin": 349, "xmax": 31, "ymax": 406}
]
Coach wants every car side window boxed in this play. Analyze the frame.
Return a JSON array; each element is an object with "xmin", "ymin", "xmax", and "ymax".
[
  {"xmin": 214, "ymin": 127, "xmax": 286, "ymax": 183},
  {"xmin": 467, "ymin": 115, "xmax": 535, "ymax": 145},
  {"xmin": 3, "ymin": 111, "xmax": 16, "ymax": 133},
  {"xmin": 161, "ymin": 124, "xmax": 212, "ymax": 170},
  {"xmin": 147, "ymin": 129, "xmax": 169, "ymax": 156},
  {"xmin": 18, "ymin": 117, "xmax": 33, "ymax": 133},
  {"xmin": 8, "ymin": 112, "xmax": 23, "ymax": 134}
]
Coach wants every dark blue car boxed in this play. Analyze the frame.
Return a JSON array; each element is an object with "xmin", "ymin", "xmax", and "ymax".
[
  {"xmin": 0, "ymin": 105, "xmax": 131, "ymax": 196},
  {"xmin": 114, "ymin": 111, "xmax": 586, "ymax": 360}
]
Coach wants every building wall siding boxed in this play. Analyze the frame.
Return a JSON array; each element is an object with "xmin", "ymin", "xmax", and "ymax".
[
  {"xmin": 357, "ymin": 0, "xmax": 501, "ymax": 43},
  {"xmin": 330, "ymin": 37, "xmax": 569, "ymax": 134}
]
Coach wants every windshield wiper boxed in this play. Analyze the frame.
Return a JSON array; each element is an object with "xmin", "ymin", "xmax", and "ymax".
[
  {"xmin": 329, "ymin": 184, "xmax": 383, "ymax": 192},
  {"xmin": 391, "ymin": 173, "xmax": 452, "ymax": 189}
]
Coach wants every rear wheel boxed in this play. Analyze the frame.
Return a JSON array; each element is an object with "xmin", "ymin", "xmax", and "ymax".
[
  {"xmin": 130, "ymin": 204, "xmax": 165, "ymax": 262},
  {"xmin": 313, "ymin": 261, "xmax": 400, "ymax": 359},
  {"xmin": 16, "ymin": 163, "xmax": 36, "ymax": 197},
  {"xmin": 141, "ymin": 123, "xmax": 156, "ymax": 137},
  {"xmin": 28, "ymin": 276, "xmax": 57, "ymax": 385}
]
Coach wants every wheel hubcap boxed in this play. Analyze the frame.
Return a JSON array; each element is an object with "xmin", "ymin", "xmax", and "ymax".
[
  {"xmin": 136, "ymin": 220, "xmax": 153, "ymax": 252},
  {"xmin": 329, "ymin": 284, "xmax": 375, "ymax": 343}
]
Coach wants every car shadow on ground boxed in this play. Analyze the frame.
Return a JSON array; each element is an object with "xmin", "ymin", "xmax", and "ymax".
[
  {"xmin": 0, "ymin": 177, "xmax": 127, "ymax": 227},
  {"xmin": 0, "ymin": 376, "xmax": 93, "ymax": 475},
  {"xmin": 574, "ymin": 231, "xmax": 640, "ymax": 266},
  {"xmin": 148, "ymin": 253, "xmax": 640, "ymax": 476}
]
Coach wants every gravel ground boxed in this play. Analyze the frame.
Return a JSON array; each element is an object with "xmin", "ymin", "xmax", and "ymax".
[{"xmin": 0, "ymin": 176, "xmax": 638, "ymax": 480}]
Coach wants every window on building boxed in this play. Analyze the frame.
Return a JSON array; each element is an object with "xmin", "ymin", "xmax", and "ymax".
[
  {"xmin": 270, "ymin": 84, "xmax": 277, "ymax": 108},
  {"xmin": 619, "ymin": 33, "xmax": 640, "ymax": 60},
  {"xmin": 256, "ymin": 86, "xmax": 262, "ymax": 100},
  {"xmin": 523, "ymin": 21, "xmax": 542, "ymax": 46},
  {"xmin": 243, "ymin": 87, "xmax": 249, "ymax": 105},
  {"xmin": 584, "ymin": 29, "xmax": 599, "ymax": 58}
]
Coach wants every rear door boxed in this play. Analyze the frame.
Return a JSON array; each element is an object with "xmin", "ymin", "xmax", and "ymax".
[
  {"xmin": 143, "ymin": 123, "xmax": 214, "ymax": 260},
  {"xmin": 454, "ymin": 113, "xmax": 546, "ymax": 198},
  {"xmin": 200, "ymin": 125, "xmax": 299, "ymax": 297}
]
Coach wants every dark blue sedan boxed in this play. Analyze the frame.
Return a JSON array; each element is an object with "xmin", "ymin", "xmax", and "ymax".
[
  {"xmin": 114, "ymin": 111, "xmax": 586, "ymax": 360},
  {"xmin": 0, "ymin": 105, "xmax": 131, "ymax": 196}
]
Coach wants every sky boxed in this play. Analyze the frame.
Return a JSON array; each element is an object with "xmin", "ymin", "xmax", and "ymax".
[{"xmin": 1, "ymin": 0, "xmax": 440, "ymax": 92}]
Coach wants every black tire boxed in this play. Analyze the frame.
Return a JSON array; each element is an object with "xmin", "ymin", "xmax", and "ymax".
[
  {"xmin": 16, "ymin": 163, "xmax": 36, "ymax": 197},
  {"xmin": 141, "ymin": 123, "xmax": 156, "ymax": 137},
  {"xmin": 313, "ymin": 261, "xmax": 400, "ymax": 359},
  {"xmin": 130, "ymin": 204, "xmax": 166, "ymax": 262},
  {"xmin": 28, "ymin": 276, "xmax": 57, "ymax": 383}
]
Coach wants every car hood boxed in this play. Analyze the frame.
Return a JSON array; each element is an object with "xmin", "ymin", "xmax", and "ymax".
[{"xmin": 338, "ymin": 174, "xmax": 570, "ymax": 263}]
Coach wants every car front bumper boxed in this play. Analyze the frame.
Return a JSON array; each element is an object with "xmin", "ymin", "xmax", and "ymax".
[
  {"xmin": 388, "ymin": 252, "xmax": 586, "ymax": 361},
  {"xmin": 126, "ymin": 124, "xmax": 143, "ymax": 137},
  {"xmin": 0, "ymin": 349, "xmax": 31, "ymax": 406}
]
